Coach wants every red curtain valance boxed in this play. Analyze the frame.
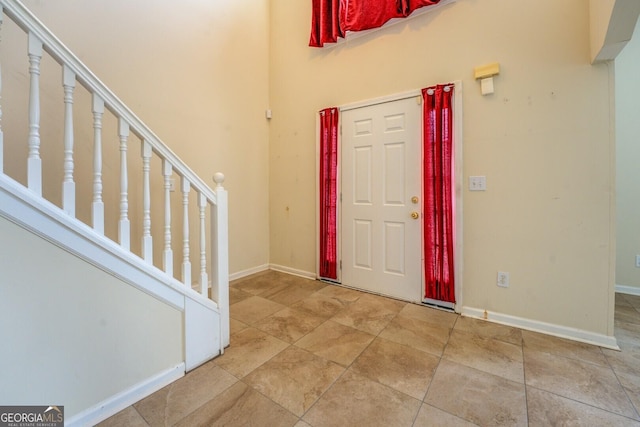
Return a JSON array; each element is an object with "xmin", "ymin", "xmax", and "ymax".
[
  {"xmin": 310, "ymin": 0, "xmax": 441, "ymax": 47},
  {"xmin": 310, "ymin": 0, "xmax": 343, "ymax": 47}
]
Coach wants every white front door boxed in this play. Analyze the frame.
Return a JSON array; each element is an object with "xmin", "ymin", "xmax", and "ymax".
[{"xmin": 341, "ymin": 96, "xmax": 422, "ymax": 302}]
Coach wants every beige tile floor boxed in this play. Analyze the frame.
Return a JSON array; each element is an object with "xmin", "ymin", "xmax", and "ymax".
[{"xmin": 100, "ymin": 271, "xmax": 640, "ymax": 426}]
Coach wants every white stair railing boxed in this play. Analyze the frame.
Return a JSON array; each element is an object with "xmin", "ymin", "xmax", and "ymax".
[{"xmin": 0, "ymin": 0, "xmax": 229, "ymax": 345}]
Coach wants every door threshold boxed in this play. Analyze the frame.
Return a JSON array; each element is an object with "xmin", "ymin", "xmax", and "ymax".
[
  {"xmin": 320, "ymin": 280, "xmax": 428, "ymax": 305},
  {"xmin": 421, "ymin": 300, "xmax": 455, "ymax": 312},
  {"xmin": 319, "ymin": 277, "xmax": 341, "ymax": 285}
]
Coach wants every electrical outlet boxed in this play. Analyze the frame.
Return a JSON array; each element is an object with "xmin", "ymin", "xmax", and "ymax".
[
  {"xmin": 497, "ymin": 271, "xmax": 509, "ymax": 288},
  {"xmin": 169, "ymin": 178, "xmax": 176, "ymax": 192},
  {"xmin": 636, "ymin": 255, "xmax": 640, "ymax": 268}
]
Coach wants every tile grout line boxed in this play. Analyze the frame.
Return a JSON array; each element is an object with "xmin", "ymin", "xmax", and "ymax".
[
  {"xmin": 231, "ymin": 275, "xmax": 369, "ymax": 424},
  {"xmin": 295, "ymin": 293, "xmax": 404, "ymax": 422},
  {"xmin": 412, "ymin": 313, "xmax": 482, "ymax": 426},
  {"xmin": 600, "ymin": 343, "xmax": 640, "ymax": 422},
  {"xmin": 526, "ymin": 384, "xmax": 640, "ymax": 424}
]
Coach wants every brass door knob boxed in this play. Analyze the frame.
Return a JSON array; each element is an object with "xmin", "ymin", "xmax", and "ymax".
[{"xmin": 411, "ymin": 211, "xmax": 420, "ymax": 219}]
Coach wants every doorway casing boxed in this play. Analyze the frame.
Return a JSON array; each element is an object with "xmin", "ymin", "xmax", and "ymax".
[{"xmin": 315, "ymin": 82, "xmax": 463, "ymax": 311}]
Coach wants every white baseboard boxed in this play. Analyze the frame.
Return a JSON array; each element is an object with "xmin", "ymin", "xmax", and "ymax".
[
  {"xmin": 229, "ymin": 264, "xmax": 270, "ymax": 281},
  {"xmin": 461, "ymin": 306, "xmax": 619, "ymax": 350},
  {"xmin": 66, "ymin": 363, "xmax": 185, "ymax": 427},
  {"xmin": 269, "ymin": 264, "xmax": 316, "ymax": 280},
  {"xmin": 229, "ymin": 264, "xmax": 316, "ymax": 282},
  {"xmin": 616, "ymin": 284, "xmax": 640, "ymax": 296}
]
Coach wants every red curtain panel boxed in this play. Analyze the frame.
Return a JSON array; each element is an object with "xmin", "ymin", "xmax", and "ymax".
[
  {"xmin": 340, "ymin": 0, "xmax": 404, "ymax": 33},
  {"xmin": 422, "ymin": 84, "xmax": 455, "ymax": 303},
  {"xmin": 407, "ymin": 0, "xmax": 441, "ymax": 14},
  {"xmin": 319, "ymin": 108, "xmax": 339, "ymax": 280},
  {"xmin": 310, "ymin": 0, "xmax": 442, "ymax": 47},
  {"xmin": 310, "ymin": 0, "xmax": 342, "ymax": 47}
]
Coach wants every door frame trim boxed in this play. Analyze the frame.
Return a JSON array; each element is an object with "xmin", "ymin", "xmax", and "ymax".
[
  {"xmin": 315, "ymin": 81, "xmax": 464, "ymax": 311},
  {"xmin": 452, "ymin": 81, "xmax": 464, "ymax": 311},
  {"xmin": 340, "ymin": 89, "xmax": 423, "ymax": 112}
]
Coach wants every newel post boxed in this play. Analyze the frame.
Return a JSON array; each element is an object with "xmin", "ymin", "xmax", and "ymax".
[{"xmin": 212, "ymin": 172, "xmax": 229, "ymax": 348}]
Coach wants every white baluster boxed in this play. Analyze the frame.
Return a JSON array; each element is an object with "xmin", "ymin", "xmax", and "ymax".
[
  {"xmin": 118, "ymin": 118, "xmax": 130, "ymax": 250},
  {"xmin": 198, "ymin": 192, "xmax": 208, "ymax": 297},
  {"xmin": 62, "ymin": 65, "xmax": 76, "ymax": 216},
  {"xmin": 181, "ymin": 176, "xmax": 191, "ymax": 286},
  {"xmin": 163, "ymin": 160, "xmax": 173, "ymax": 276},
  {"xmin": 141, "ymin": 140, "xmax": 152, "ymax": 264},
  {"xmin": 92, "ymin": 94, "xmax": 104, "ymax": 234},
  {"xmin": 27, "ymin": 33, "xmax": 43, "ymax": 195},
  {"xmin": 0, "ymin": 6, "xmax": 4, "ymax": 175},
  {"xmin": 212, "ymin": 172, "xmax": 229, "ymax": 347}
]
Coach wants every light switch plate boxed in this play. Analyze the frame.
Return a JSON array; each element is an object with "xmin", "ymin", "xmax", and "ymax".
[{"xmin": 469, "ymin": 176, "xmax": 486, "ymax": 191}]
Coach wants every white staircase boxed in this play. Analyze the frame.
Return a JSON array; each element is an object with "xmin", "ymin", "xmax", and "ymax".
[{"xmin": 0, "ymin": 0, "xmax": 229, "ymax": 424}]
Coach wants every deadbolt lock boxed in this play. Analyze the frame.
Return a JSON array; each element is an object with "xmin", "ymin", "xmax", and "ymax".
[{"xmin": 411, "ymin": 196, "xmax": 419, "ymax": 204}]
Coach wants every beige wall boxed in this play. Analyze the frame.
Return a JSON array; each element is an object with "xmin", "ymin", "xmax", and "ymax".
[
  {"xmin": 4, "ymin": 0, "xmax": 271, "ymax": 276},
  {"xmin": 615, "ymin": 17, "xmax": 640, "ymax": 291},
  {"xmin": 2, "ymin": 0, "xmax": 617, "ymax": 337},
  {"xmin": 269, "ymin": 0, "xmax": 615, "ymax": 335},
  {"xmin": 0, "ymin": 215, "xmax": 183, "ymax": 418}
]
